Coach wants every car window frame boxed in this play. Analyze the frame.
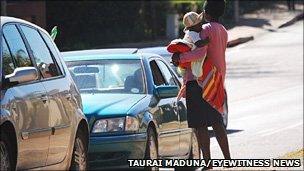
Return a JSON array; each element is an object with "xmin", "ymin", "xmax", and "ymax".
[
  {"xmin": 1, "ymin": 22, "xmax": 42, "ymax": 89},
  {"xmin": 2, "ymin": 23, "xmax": 35, "ymax": 69},
  {"xmin": 155, "ymin": 59, "xmax": 180, "ymax": 87},
  {"xmin": 18, "ymin": 23, "xmax": 65, "ymax": 82},
  {"xmin": 149, "ymin": 56, "xmax": 181, "ymax": 88},
  {"xmin": 2, "ymin": 35, "xmax": 17, "ymax": 75},
  {"xmin": 148, "ymin": 58, "xmax": 167, "ymax": 87},
  {"xmin": 38, "ymin": 30, "xmax": 66, "ymax": 77}
]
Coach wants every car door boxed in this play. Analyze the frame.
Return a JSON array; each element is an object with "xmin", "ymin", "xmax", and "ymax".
[
  {"xmin": 19, "ymin": 25, "xmax": 72, "ymax": 165},
  {"xmin": 149, "ymin": 59, "xmax": 180, "ymax": 157},
  {"xmin": 2, "ymin": 24, "xmax": 50, "ymax": 169},
  {"xmin": 155, "ymin": 60, "xmax": 192, "ymax": 157},
  {"xmin": 160, "ymin": 62, "xmax": 191, "ymax": 157}
]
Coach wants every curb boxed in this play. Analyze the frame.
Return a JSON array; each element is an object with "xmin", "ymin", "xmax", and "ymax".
[
  {"xmin": 227, "ymin": 36, "xmax": 254, "ymax": 48},
  {"xmin": 278, "ymin": 12, "xmax": 304, "ymax": 28}
]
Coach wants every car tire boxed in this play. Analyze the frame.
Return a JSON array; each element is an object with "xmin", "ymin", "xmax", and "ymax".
[
  {"xmin": 144, "ymin": 127, "xmax": 158, "ymax": 171},
  {"xmin": 70, "ymin": 129, "xmax": 88, "ymax": 171},
  {"xmin": 0, "ymin": 132, "xmax": 13, "ymax": 171}
]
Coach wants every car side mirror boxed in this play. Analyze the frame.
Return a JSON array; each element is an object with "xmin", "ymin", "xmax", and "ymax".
[
  {"xmin": 5, "ymin": 67, "xmax": 38, "ymax": 84},
  {"xmin": 155, "ymin": 85, "xmax": 179, "ymax": 99}
]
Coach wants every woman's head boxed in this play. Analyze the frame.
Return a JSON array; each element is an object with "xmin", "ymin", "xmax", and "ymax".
[{"xmin": 203, "ymin": 0, "xmax": 226, "ymax": 22}]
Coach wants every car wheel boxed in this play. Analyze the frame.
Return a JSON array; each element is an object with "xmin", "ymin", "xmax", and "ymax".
[
  {"xmin": 0, "ymin": 133, "xmax": 13, "ymax": 171},
  {"xmin": 70, "ymin": 129, "xmax": 88, "ymax": 171},
  {"xmin": 144, "ymin": 127, "xmax": 158, "ymax": 171},
  {"xmin": 189, "ymin": 131, "xmax": 201, "ymax": 159}
]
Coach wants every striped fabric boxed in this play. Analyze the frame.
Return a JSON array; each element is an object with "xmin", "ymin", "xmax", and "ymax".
[{"xmin": 197, "ymin": 57, "xmax": 225, "ymax": 114}]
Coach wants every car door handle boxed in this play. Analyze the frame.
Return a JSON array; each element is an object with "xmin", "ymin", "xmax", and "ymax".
[{"xmin": 40, "ymin": 95, "xmax": 48, "ymax": 103}]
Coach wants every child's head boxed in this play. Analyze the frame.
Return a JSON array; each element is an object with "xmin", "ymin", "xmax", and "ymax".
[
  {"xmin": 183, "ymin": 12, "xmax": 203, "ymax": 33},
  {"xmin": 203, "ymin": 0, "xmax": 226, "ymax": 22}
]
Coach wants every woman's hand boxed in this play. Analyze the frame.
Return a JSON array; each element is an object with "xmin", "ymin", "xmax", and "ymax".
[{"xmin": 171, "ymin": 53, "xmax": 180, "ymax": 67}]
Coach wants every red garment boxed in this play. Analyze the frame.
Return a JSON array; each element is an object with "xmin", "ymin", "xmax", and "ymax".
[
  {"xmin": 196, "ymin": 57, "xmax": 225, "ymax": 114},
  {"xmin": 167, "ymin": 41, "xmax": 191, "ymax": 69}
]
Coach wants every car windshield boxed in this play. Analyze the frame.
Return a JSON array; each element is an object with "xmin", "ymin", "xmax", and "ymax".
[{"xmin": 66, "ymin": 59, "xmax": 145, "ymax": 94}]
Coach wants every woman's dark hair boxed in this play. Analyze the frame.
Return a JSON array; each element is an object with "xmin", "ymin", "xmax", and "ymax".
[{"xmin": 203, "ymin": 0, "xmax": 226, "ymax": 20}]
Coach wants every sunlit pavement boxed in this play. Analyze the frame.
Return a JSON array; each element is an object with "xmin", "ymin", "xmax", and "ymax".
[
  {"xmin": 158, "ymin": 20, "xmax": 304, "ymax": 171},
  {"xmin": 128, "ymin": 20, "xmax": 304, "ymax": 171},
  {"xmin": 209, "ymin": 20, "xmax": 303, "ymax": 170}
]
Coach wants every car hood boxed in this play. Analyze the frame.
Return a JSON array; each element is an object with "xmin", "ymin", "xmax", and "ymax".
[{"xmin": 81, "ymin": 93, "xmax": 146, "ymax": 117}]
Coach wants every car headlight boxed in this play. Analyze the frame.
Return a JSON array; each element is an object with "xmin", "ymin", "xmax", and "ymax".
[
  {"xmin": 125, "ymin": 116, "xmax": 139, "ymax": 132},
  {"xmin": 92, "ymin": 116, "xmax": 139, "ymax": 133}
]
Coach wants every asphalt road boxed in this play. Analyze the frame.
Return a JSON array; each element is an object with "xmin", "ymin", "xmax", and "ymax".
[{"xmin": 208, "ymin": 20, "xmax": 303, "ymax": 168}]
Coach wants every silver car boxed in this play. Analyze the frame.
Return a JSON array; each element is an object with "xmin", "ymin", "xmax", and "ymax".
[{"xmin": 0, "ymin": 16, "xmax": 89, "ymax": 170}]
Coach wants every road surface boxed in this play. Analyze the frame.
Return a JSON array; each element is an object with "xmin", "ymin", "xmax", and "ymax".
[{"xmin": 208, "ymin": 20, "xmax": 303, "ymax": 169}]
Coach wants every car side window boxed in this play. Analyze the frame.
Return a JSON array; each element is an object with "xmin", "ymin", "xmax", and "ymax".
[
  {"xmin": 20, "ymin": 25, "xmax": 61, "ymax": 79},
  {"xmin": 2, "ymin": 36, "xmax": 15, "ymax": 76},
  {"xmin": 2, "ymin": 24, "xmax": 33, "ymax": 68},
  {"xmin": 156, "ymin": 60, "xmax": 177, "ymax": 86},
  {"xmin": 149, "ymin": 60, "xmax": 166, "ymax": 86},
  {"xmin": 40, "ymin": 31, "xmax": 64, "ymax": 73}
]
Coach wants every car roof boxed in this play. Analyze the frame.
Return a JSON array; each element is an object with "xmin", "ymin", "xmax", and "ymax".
[
  {"xmin": 0, "ymin": 16, "xmax": 49, "ymax": 35},
  {"xmin": 138, "ymin": 46, "xmax": 171, "ymax": 57},
  {"xmin": 62, "ymin": 48, "xmax": 138, "ymax": 57},
  {"xmin": 62, "ymin": 48, "xmax": 163, "ymax": 62},
  {"xmin": 62, "ymin": 48, "xmax": 139, "ymax": 61}
]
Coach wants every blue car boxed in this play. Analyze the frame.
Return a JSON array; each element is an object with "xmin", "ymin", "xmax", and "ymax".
[{"xmin": 62, "ymin": 49, "xmax": 200, "ymax": 169}]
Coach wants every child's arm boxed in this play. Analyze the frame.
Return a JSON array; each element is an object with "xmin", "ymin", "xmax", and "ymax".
[{"xmin": 194, "ymin": 37, "xmax": 210, "ymax": 48}]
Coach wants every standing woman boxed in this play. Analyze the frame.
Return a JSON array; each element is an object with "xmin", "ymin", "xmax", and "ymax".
[{"xmin": 172, "ymin": 0, "xmax": 231, "ymax": 168}]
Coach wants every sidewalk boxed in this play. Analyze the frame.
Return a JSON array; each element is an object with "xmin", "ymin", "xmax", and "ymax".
[
  {"xmin": 227, "ymin": 3, "xmax": 303, "ymax": 47},
  {"xmin": 100, "ymin": 3, "xmax": 303, "ymax": 49}
]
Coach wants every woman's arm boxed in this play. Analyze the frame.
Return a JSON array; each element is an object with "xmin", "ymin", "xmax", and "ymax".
[
  {"xmin": 180, "ymin": 24, "xmax": 211, "ymax": 63},
  {"xmin": 179, "ymin": 45, "xmax": 208, "ymax": 63},
  {"xmin": 194, "ymin": 37, "xmax": 210, "ymax": 47}
]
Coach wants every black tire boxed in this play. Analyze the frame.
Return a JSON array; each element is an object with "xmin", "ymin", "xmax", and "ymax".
[
  {"xmin": 0, "ymin": 132, "xmax": 13, "ymax": 171},
  {"xmin": 144, "ymin": 127, "xmax": 158, "ymax": 171},
  {"xmin": 70, "ymin": 129, "xmax": 88, "ymax": 171}
]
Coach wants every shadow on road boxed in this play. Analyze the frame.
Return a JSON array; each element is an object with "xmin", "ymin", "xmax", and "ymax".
[
  {"xmin": 208, "ymin": 129, "xmax": 243, "ymax": 137},
  {"xmin": 238, "ymin": 17, "xmax": 272, "ymax": 28}
]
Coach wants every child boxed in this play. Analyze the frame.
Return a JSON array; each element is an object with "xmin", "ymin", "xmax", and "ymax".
[{"xmin": 167, "ymin": 11, "xmax": 209, "ymax": 100}]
